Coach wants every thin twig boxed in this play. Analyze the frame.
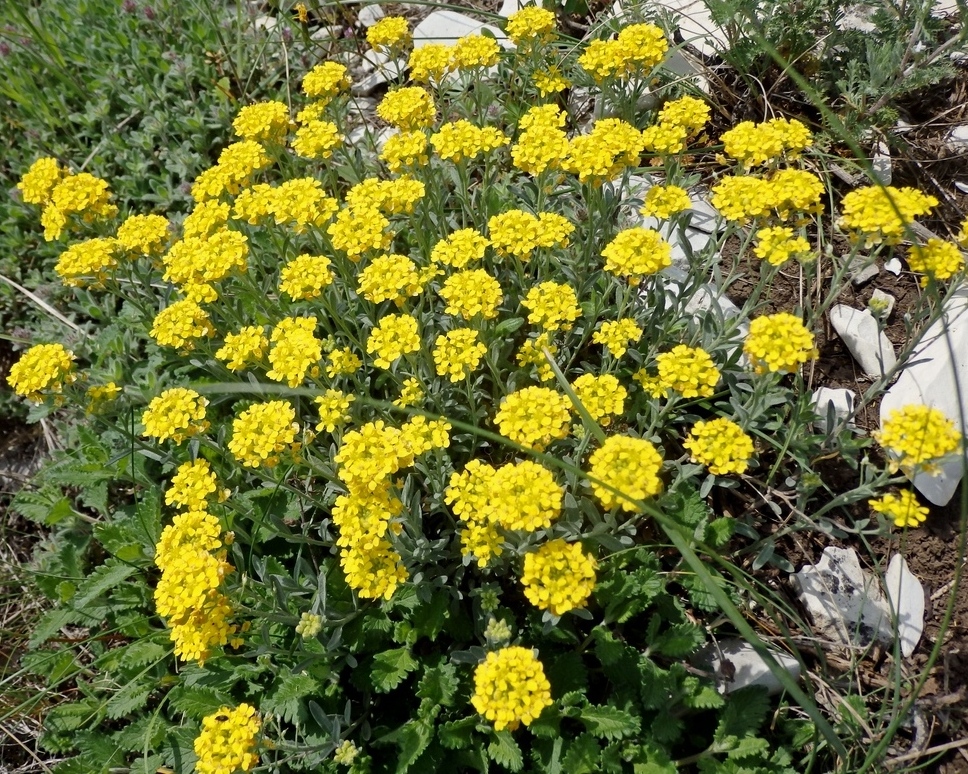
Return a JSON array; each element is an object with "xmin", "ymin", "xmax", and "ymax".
[
  {"xmin": 888, "ymin": 735, "xmax": 968, "ymax": 764},
  {"xmin": 0, "ymin": 273, "xmax": 84, "ymax": 335}
]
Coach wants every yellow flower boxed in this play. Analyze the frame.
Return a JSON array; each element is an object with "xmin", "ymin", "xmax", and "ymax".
[
  {"xmin": 446, "ymin": 460, "xmax": 502, "ymax": 566},
  {"xmin": 116, "ymin": 213, "xmax": 170, "ymax": 255},
  {"xmin": 165, "ymin": 460, "xmax": 226, "ymax": 511},
  {"xmin": 593, "ymin": 319, "xmax": 642, "ymax": 358},
  {"xmin": 657, "ymin": 96, "xmax": 710, "ymax": 135},
  {"xmin": 150, "ymin": 298, "xmax": 215, "ymax": 351},
  {"xmin": 431, "ymin": 120, "xmax": 509, "ymax": 162},
  {"xmin": 315, "ymin": 390, "xmax": 354, "ymax": 432},
  {"xmin": 162, "ymin": 229, "xmax": 249, "ymax": 287},
  {"xmin": 142, "ymin": 388, "xmax": 209, "ymax": 444},
  {"xmin": 656, "ymin": 345, "xmax": 720, "ymax": 398},
  {"xmin": 512, "ymin": 122, "xmax": 570, "ymax": 176},
  {"xmin": 523, "ymin": 281, "xmax": 580, "ymax": 331},
  {"xmin": 232, "ymin": 100, "xmax": 290, "ymax": 143},
  {"xmin": 684, "ymin": 418, "xmax": 755, "ymax": 475},
  {"xmin": 366, "ymin": 313, "xmax": 421, "ymax": 369},
  {"xmin": 292, "ymin": 119, "xmax": 342, "ymax": 160},
  {"xmin": 279, "ymin": 254, "xmax": 335, "ymax": 300},
  {"xmin": 302, "ymin": 61, "xmax": 350, "ymax": 101},
  {"xmin": 494, "ymin": 386, "xmax": 571, "ymax": 451},
  {"xmin": 17, "ymin": 157, "xmax": 65, "ymax": 205},
  {"xmin": 6, "ymin": 343, "xmax": 76, "ymax": 402},
  {"xmin": 327, "ymin": 347, "xmax": 363, "ymax": 379},
  {"xmin": 377, "ymin": 87, "xmax": 436, "ymax": 131},
  {"xmin": 874, "ymin": 405, "xmax": 961, "ymax": 473},
  {"xmin": 55, "ymin": 237, "xmax": 119, "ymax": 287},
  {"xmin": 743, "ymin": 313, "xmax": 816, "ymax": 374},
  {"xmin": 571, "ymin": 373, "xmax": 627, "ymax": 425},
  {"xmin": 357, "ymin": 254, "xmax": 423, "ymax": 304},
  {"xmin": 521, "ymin": 539, "xmax": 597, "ymax": 616},
  {"xmin": 408, "ymin": 43, "xmax": 454, "ymax": 84},
  {"xmin": 216, "ymin": 326, "xmax": 268, "ymax": 372},
  {"xmin": 394, "ymin": 377, "xmax": 424, "ymax": 408},
  {"xmin": 587, "ymin": 435, "xmax": 664, "ymax": 511},
  {"xmin": 471, "ymin": 647, "xmax": 552, "ymax": 731},
  {"xmin": 641, "ymin": 185, "xmax": 691, "ymax": 219},
  {"xmin": 183, "ymin": 201, "xmax": 230, "ymax": 239},
  {"xmin": 452, "ymin": 34, "xmax": 500, "ymax": 69},
  {"xmin": 640, "ymin": 122, "xmax": 688, "ymax": 155},
  {"xmin": 533, "ymin": 69, "xmax": 570, "ymax": 95},
  {"xmin": 380, "ymin": 130, "xmax": 429, "ymax": 173},
  {"xmin": 193, "ymin": 704, "xmax": 260, "ymax": 774},
  {"xmin": 838, "ymin": 185, "xmax": 937, "ymax": 247},
  {"xmin": 487, "ymin": 210, "xmax": 573, "ymax": 261},
  {"xmin": 907, "ymin": 239, "xmax": 965, "ymax": 286},
  {"xmin": 721, "ymin": 118, "xmax": 812, "ymax": 167},
  {"xmin": 869, "ymin": 490, "xmax": 929, "ymax": 529},
  {"xmin": 367, "ymin": 16, "xmax": 411, "ymax": 52},
  {"xmin": 516, "ymin": 333, "xmax": 558, "ymax": 382},
  {"xmin": 267, "ymin": 317, "xmax": 322, "ymax": 387},
  {"xmin": 753, "ymin": 226, "xmax": 812, "ymax": 266},
  {"xmin": 433, "ymin": 328, "xmax": 487, "ymax": 382},
  {"xmin": 488, "ymin": 461, "xmax": 563, "ymax": 531},
  {"xmin": 710, "ymin": 175, "xmax": 774, "ymax": 221},
  {"xmin": 506, "ymin": 6, "xmax": 556, "ymax": 45},
  {"xmin": 601, "ymin": 228, "xmax": 672, "ymax": 279},
  {"xmin": 439, "ymin": 269, "xmax": 503, "ymax": 319},
  {"xmin": 228, "ymin": 400, "xmax": 299, "ymax": 468},
  {"xmin": 328, "ymin": 205, "xmax": 392, "ymax": 260}
]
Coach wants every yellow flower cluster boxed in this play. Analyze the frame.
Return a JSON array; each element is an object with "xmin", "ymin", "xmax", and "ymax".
[
  {"xmin": 366, "ymin": 16, "xmax": 411, "ymax": 52},
  {"xmin": 452, "ymin": 34, "xmax": 501, "ymax": 69},
  {"xmin": 494, "ymin": 386, "xmax": 571, "ymax": 450},
  {"xmin": 684, "ymin": 418, "xmax": 755, "ymax": 476},
  {"xmin": 571, "ymin": 373, "xmax": 627, "ymax": 425},
  {"xmin": 6, "ymin": 343, "xmax": 76, "ymax": 402},
  {"xmin": 506, "ymin": 6, "xmax": 556, "ymax": 45},
  {"xmin": 194, "ymin": 704, "xmax": 260, "ymax": 774},
  {"xmin": 471, "ymin": 647, "xmax": 552, "ymax": 731},
  {"xmin": 869, "ymin": 490, "xmax": 929, "ymax": 529},
  {"xmin": 54, "ymin": 237, "xmax": 118, "ymax": 287},
  {"xmin": 279, "ymin": 254, "xmax": 335, "ymax": 300},
  {"xmin": 641, "ymin": 185, "xmax": 691, "ymax": 219},
  {"xmin": 292, "ymin": 119, "xmax": 342, "ymax": 160},
  {"xmin": 521, "ymin": 539, "xmax": 597, "ymax": 616},
  {"xmin": 380, "ymin": 130, "xmax": 429, "ymax": 173},
  {"xmin": 578, "ymin": 23, "xmax": 667, "ymax": 81},
  {"xmin": 657, "ymin": 96, "xmax": 711, "ymax": 135},
  {"xmin": 433, "ymin": 328, "xmax": 487, "ymax": 382},
  {"xmin": 358, "ymin": 254, "xmax": 423, "ymax": 304},
  {"xmin": 163, "ymin": 228, "xmax": 249, "ymax": 288},
  {"xmin": 516, "ymin": 333, "xmax": 558, "ymax": 382},
  {"xmin": 720, "ymin": 118, "xmax": 813, "ymax": 166},
  {"xmin": 711, "ymin": 170, "xmax": 824, "ymax": 223},
  {"xmin": 267, "ymin": 317, "xmax": 322, "ymax": 387},
  {"xmin": 743, "ymin": 313, "xmax": 816, "ymax": 375},
  {"xmin": 838, "ymin": 185, "xmax": 938, "ymax": 246},
  {"xmin": 216, "ymin": 326, "xmax": 268, "ymax": 372},
  {"xmin": 593, "ymin": 318, "xmax": 642, "ymax": 358},
  {"xmin": 875, "ymin": 405, "xmax": 961, "ymax": 473},
  {"xmin": 489, "ymin": 460, "xmax": 563, "ymax": 531},
  {"xmin": 328, "ymin": 205, "xmax": 392, "ymax": 260},
  {"xmin": 446, "ymin": 460, "xmax": 502, "ymax": 564},
  {"xmin": 302, "ymin": 61, "xmax": 350, "ymax": 101},
  {"xmin": 151, "ymin": 298, "xmax": 215, "ymax": 350},
  {"xmin": 346, "ymin": 176, "xmax": 426, "ymax": 215},
  {"xmin": 512, "ymin": 105, "xmax": 570, "ymax": 176},
  {"xmin": 906, "ymin": 238, "xmax": 965, "ymax": 285},
  {"xmin": 34, "ymin": 170, "xmax": 118, "ymax": 241},
  {"xmin": 394, "ymin": 377, "xmax": 424, "ymax": 408},
  {"xmin": 431, "ymin": 120, "xmax": 509, "ymax": 162},
  {"xmin": 142, "ymin": 388, "xmax": 210, "ymax": 443},
  {"xmin": 533, "ymin": 68, "xmax": 570, "ymax": 95},
  {"xmin": 754, "ymin": 226, "xmax": 812, "ymax": 266},
  {"xmin": 408, "ymin": 43, "xmax": 454, "ymax": 84},
  {"xmin": 377, "ymin": 87, "xmax": 436, "ymax": 131},
  {"xmin": 17, "ymin": 157, "xmax": 65, "ymax": 205},
  {"xmin": 523, "ymin": 281, "xmax": 581, "ymax": 331},
  {"xmin": 116, "ymin": 213, "xmax": 170, "ymax": 255},
  {"xmin": 367, "ymin": 313, "xmax": 421, "ymax": 368},
  {"xmin": 439, "ymin": 269, "xmax": 503, "ymax": 319},
  {"xmin": 165, "ymin": 459, "xmax": 227, "ymax": 511},
  {"xmin": 564, "ymin": 118, "xmax": 645, "ymax": 183},
  {"xmin": 656, "ymin": 345, "xmax": 720, "ymax": 398},
  {"xmin": 327, "ymin": 347, "xmax": 362, "ymax": 379},
  {"xmin": 228, "ymin": 400, "xmax": 300, "ymax": 468},
  {"xmin": 430, "ymin": 228, "xmax": 491, "ymax": 269},
  {"xmin": 601, "ymin": 227, "xmax": 672, "ymax": 279},
  {"xmin": 232, "ymin": 100, "xmax": 290, "ymax": 143},
  {"xmin": 191, "ymin": 141, "xmax": 272, "ymax": 202},
  {"xmin": 488, "ymin": 210, "xmax": 574, "ymax": 260},
  {"xmin": 183, "ymin": 200, "xmax": 230, "ymax": 239},
  {"xmin": 587, "ymin": 435, "xmax": 664, "ymax": 511},
  {"xmin": 315, "ymin": 389, "xmax": 354, "ymax": 432}
]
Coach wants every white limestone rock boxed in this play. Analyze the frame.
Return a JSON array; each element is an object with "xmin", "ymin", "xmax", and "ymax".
[
  {"xmin": 884, "ymin": 257, "xmax": 903, "ymax": 276},
  {"xmin": 829, "ymin": 304, "xmax": 897, "ymax": 378},
  {"xmin": 869, "ymin": 288, "xmax": 896, "ymax": 320},
  {"xmin": 793, "ymin": 546, "xmax": 894, "ymax": 648},
  {"xmin": 811, "ymin": 387, "xmax": 856, "ymax": 433},
  {"xmin": 701, "ymin": 639, "xmax": 801, "ymax": 695},
  {"xmin": 351, "ymin": 49, "xmax": 405, "ymax": 95},
  {"xmin": 851, "ymin": 261, "xmax": 880, "ymax": 287},
  {"xmin": 413, "ymin": 10, "xmax": 508, "ymax": 48},
  {"xmin": 872, "ymin": 139, "xmax": 892, "ymax": 185},
  {"xmin": 883, "ymin": 555, "xmax": 925, "ymax": 658},
  {"xmin": 880, "ymin": 284, "xmax": 968, "ymax": 506},
  {"xmin": 357, "ymin": 4, "xmax": 385, "ymax": 27},
  {"xmin": 499, "ymin": 0, "xmax": 543, "ymax": 17},
  {"xmin": 945, "ymin": 125, "xmax": 968, "ymax": 152}
]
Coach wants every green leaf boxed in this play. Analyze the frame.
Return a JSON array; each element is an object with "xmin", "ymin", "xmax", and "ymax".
[
  {"xmin": 652, "ymin": 622, "xmax": 705, "ymax": 658},
  {"xmin": 417, "ymin": 662, "xmax": 459, "ymax": 707},
  {"xmin": 562, "ymin": 734, "xmax": 600, "ymax": 774},
  {"xmin": 684, "ymin": 684, "xmax": 725, "ymax": 710},
  {"xmin": 264, "ymin": 671, "xmax": 319, "ymax": 723},
  {"xmin": 494, "ymin": 317, "xmax": 525, "ymax": 336},
  {"xmin": 706, "ymin": 517, "xmax": 734, "ymax": 547},
  {"xmin": 579, "ymin": 705, "xmax": 641, "ymax": 741},
  {"xmin": 488, "ymin": 730, "xmax": 523, "ymax": 772},
  {"xmin": 29, "ymin": 606, "xmax": 84, "ymax": 648},
  {"xmin": 106, "ymin": 680, "xmax": 152, "ymax": 720},
  {"xmin": 168, "ymin": 686, "xmax": 233, "ymax": 720},
  {"xmin": 371, "ymin": 647, "xmax": 418, "ymax": 693},
  {"xmin": 119, "ymin": 638, "xmax": 169, "ymax": 668},
  {"xmin": 726, "ymin": 735, "xmax": 771, "ymax": 760},
  {"xmin": 395, "ymin": 721, "xmax": 433, "ymax": 773},
  {"xmin": 45, "ymin": 700, "xmax": 101, "ymax": 734},
  {"xmin": 592, "ymin": 628, "xmax": 627, "ymax": 666},
  {"xmin": 72, "ymin": 560, "xmax": 137, "ymax": 611},
  {"xmin": 437, "ymin": 717, "xmax": 477, "ymax": 750},
  {"xmin": 716, "ymin": 687, "xmax": 771, "ymax": 740}
]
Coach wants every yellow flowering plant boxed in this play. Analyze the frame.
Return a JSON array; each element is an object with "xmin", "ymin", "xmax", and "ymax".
[{"xmin": 7, "ymin": 7, "xmax": 965, "ymax": 774}]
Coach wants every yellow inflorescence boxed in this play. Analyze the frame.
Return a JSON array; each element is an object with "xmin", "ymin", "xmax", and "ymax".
[
  {"xmin": 116, "ymin": 213, "xmax": 170, "ymax": 255},
  {"xmin": 431, "ymin": 120, "xmax": 509, "ymax": 163},
  {"xmin": 641, "ymin": 185, "xmax": 691, "ymax": 219},
  {"xmin": 232, "ymin": 100, "xmax": 290, "ymax": 143},
  {"xmin": 452, "ymin": 34, "xmax": 501, "ymax": 70},
  {"xmin": 743, "ymin": 313, "xmax": 817, "ymax": 375},
  {"xmin": 228, "ymin": 400, "xmax": 300, "ymax": 468},
  {"xmin": 55, "ymin": 237, "xmax": 119, "ymax": 287},
  {"xmin": 366, "ymin": 313, "xmax": 421, "ymax": 369},
  {"xmin": 523, "ymin": 281, "xmax": 581, "ymax": 332},
  {"xmin": 521, "ymin": 539, "xmax": 597, "ymax": 616},
  {"xmin": 358, "ymin": 254, "xmax": 423, "ymax": 304},
  {"xmin": 408, "ymin": 43, "xmax": 454, "ymax": 84},
  {"xmin": 720, "ymin": 118, "xmax": 813, "ymax": 167},
  {"xmin": 142, "ymin": 388, "xmax": 210, "ymax": 444},
  {"xmin": 380, "ymin": 130, "xmax": 429, "ymax": 173},
  {"xmin": 578, "ymin": 23, "xmax": 667, "ymax": 81},
  {"xmin": 267, "ymin": 317, "xmax": 322, "ymax": 387},
  {"xmin": 754, "ymin": 226, "xmax": 812, "ymax": 266},
  {"xmin": 433, "ymin": 328, "xmax": 487, "ymax": 382},
  {"xmin": 516, "ymin": 333, "xmax": 558, "ymax": 382},
  {"xmin": 194, "ymin": 704, "xmax": 260, "ymax": 774},
  {"xmin": 377, "ymin": 87, "xmax": 436, "ymax": 131},
  {"xmin": 684, "ymin": 418, "xmax": 755, "ymax": 476},
  {"xmin": 838, "ymin": 185, "xmax": 937, "ymax": 246},
  {"xmin": 292, "ymin": 119, "xmax": 342, "ymax": 160},
  {"xmin": 571, "ymin": 373, "xmax": 627, "ymax": 425},
  {"xmin": 302, "ymin": 61, "xmax": 349, "ymax": 101},
  {"xmin": 439, "ymin": 268, "xmax": 503, "ymax": 319},
  {"xmin": 328, "ymin": 205, "xmax": 392, "ymax": 260},
  {"xmin": 656, "ymin": 345, "xmax": 721, "ymax": 398},
  {"xmin": 587, "ymin": 435, "xmax": 664, "ymax": 511},
  {"xmin": 216, "ymin": 326, "xmax": 268, "ymax": 372},
  {"xmin": 506, "ymin": 6, "xmax": 556, "ymax": 45},
  {"xmin": 593, "ymin": 319, "xmax": 642, "ymax": 358},
  {"xmin": 151, "ymin": 298, "xmax": 215, "ymax": 351},
  {"xmin": 367, "ymin": 16, "xmax": 412, "ymax": 52},
  {"xmin": 487, "ymin": 210, "xmax": 573, "ymax": 261},
  {"xmin": 601, "ymin": 228, "xmax": 672, "ymax": 279},
  {"xmin": 869, "ymin": 490, "xmax": 929, "ymax": 529},
  {"xmin": 6, "ymin": 343, "xmax": 76, "ymax": 402},
  {"xmin": 875, "ymin": 405, "xmax": 962, "ymax": 474},
  {"xmin": 494, "ymin": 386, "xmax": 572, "ymax": 451},
  {"xmin": 471, "ymin": 646, "xmax": 552, "ymax": 731},
  {"xmin": 327, "ymin": 347, "xmax": 363, "ymax": 379},
  {"xmin": 315, "ymin": 389, "xmax": 354, "ymax": 433},
  {"xmin": 906, "ymin": 238, "xmax": 965, "ymax": 286},
  {"xmin": 165, "ymin": 460, "xmax": 226, "ymax": 511},
  {"xmin": 279, "ymin": 254, "xmax": 334, "ymax": 300},
  {"xmin": 17, "ymin": 157, "xmax": 65, "ymax": 205}
]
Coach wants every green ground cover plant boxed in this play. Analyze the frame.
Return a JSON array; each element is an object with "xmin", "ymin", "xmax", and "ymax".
[{"xmin": 3, "ymin": 2, "xmax": 968, "ymax": 773}]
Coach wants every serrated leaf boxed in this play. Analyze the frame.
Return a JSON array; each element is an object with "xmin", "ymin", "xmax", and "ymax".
[
  {"xmin": 592, "ymin": 628, "xmax": 627, "ymax": 666},
  {"xmin": 726, "ymin": 735, "xmax": 771, "ymax": 760},
  {"xmin": 168, "ymin": 686, "xmax": 233, "ymax": 720},
  {"xmin": 652, "ymin": 622, "xmax": 705, "ymax": 658},
  {"xmin": 76, "ymin": 729, "xmax": 124, "ymax": 768},
  {"xmin": 106, "ymin": 681, "xmax": 152, "ymax": 720},
  {"xmin": 391, "ymin": 721, "xmax": 432, "ymax": 774},
  {"xmin": 29, "ymin": 606, "xmax": 84, "ymax": 648},
  {"xmin": 706, "ymin": 517, "xmax": 734, "ymax": 547},
  {"xmin": 437, "ymin": 717, "xmax": 477, "ymax": 750},
  {"xmin": 488, "ymin": 730, "xmax": 523, "ymax": 772},
  {"xmin": 528, "ymin": 706, "xmax": 561, "ymax": 739},
  {"xmin": 371, "ymin": 647, "xmax": 418, "ymax": 693},
  {"xmin": 684, "ymin": 684, "xmax": 725, "ymax": 710},
  {"xmin": 417, "ymin": 662, "xmax": 458, "ymax": 706},
  {"xmin": 120, "ymin": 638, "xmax": 169, "ymax": 668},
  {"xmin": 73, "ymin": 560, "xmax": 137, "ymax": 611},
  {"xmin": 716, "ymin": 687, "xmax": 771, "ymax": 741},
  {"xmin": 562, "ymin": 734, "xmax": 600, "ymax": 774},
  {"xmin": 264, "ymin": 671, "xmax": 319, "ymax": 723},
  {"xmin": 579, "ymin": 705, "xmax": 641, "ymax": 740},
  {"xmin": 45, "ymin": 700, "xmax": 101, "ymax": 733},
  {"xmin": 650, "ymin": 712, "xmax": 684, "ymax": 744}
]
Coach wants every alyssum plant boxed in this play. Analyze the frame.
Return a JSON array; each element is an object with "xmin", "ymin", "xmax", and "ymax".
[{"xmin": 7, "ymin": 7, "xmax": 968, "ymax": 773}]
